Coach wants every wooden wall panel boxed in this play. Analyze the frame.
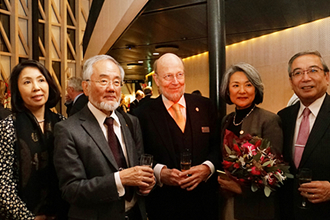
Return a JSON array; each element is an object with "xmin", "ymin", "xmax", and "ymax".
[{"xmin": 183, "ymin": 17, "xmax": 330, "ymax": 114}]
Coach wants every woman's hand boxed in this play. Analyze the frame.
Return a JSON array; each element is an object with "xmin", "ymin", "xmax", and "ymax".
[{"xmin": 218, "ymin": 176, "xmax": 242, "ymax": 194}]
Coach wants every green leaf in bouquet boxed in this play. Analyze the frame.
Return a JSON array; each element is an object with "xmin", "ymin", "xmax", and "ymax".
[
  {"xmin": 274, "ymin": 173, "xmax": 284, "ymax": 184},
  {"xmin": 260, "ymin": 139, "xmax": 270, "ymax": 150},
  {"xmin": 262, "ymin": 160, "xmax": 272, "ymax": 167},
  {"xmin": 264, "ymin": 166, "xmax": 278, "ymax": 172},
  {"xmin": 253, "ymin": 152, "xmax": 261, "ymax": 161},
  {"xmin": 285, "ymin": 173, "xmax": 294, "ymax": 179},
  {"xmin": 264, "ymin": 186, "xmax": 272, "ymax": 197},
  {"xmin": 225, "ymin": 145, "xmax": 232, "ymax": 154},
  {"xmin": 278, "ymin": 165, "xmax": 291, "ymax": 174},
  {"xmin": 251, "ymin": 183, "xmax": 258, "ymax": 192}
]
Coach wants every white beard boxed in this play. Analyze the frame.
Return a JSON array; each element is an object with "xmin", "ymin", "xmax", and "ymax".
[
  {"xmin": 97, "ymin": 101, "xmax": 119, "ymax": 112},
  {"xmin": 89, "ymin": 94, "xmax": 120, "ymax": 112}
]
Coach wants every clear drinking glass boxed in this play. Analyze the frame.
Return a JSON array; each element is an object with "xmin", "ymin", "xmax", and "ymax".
[
  {"xmin": 180, "ymin": 151, "xmax": 191, "ymax": 171},
  {"xmin": 297, "ymin": 168, "xmax": 312, "ymax": 209},
  {"xmin": 140, "ymin": 154, "xmax": 153, "ymax": 167}
]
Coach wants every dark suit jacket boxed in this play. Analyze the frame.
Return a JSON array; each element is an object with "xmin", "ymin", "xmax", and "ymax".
[
  {"xmin": 136, "ymin": 94, "xmax": 220, "ymax": 220},
  {"xmin": 129, "ymin": 99, "xmax": 139, "ymax": 115},
  {"xmin": 54, "ymin": 106, "xmax": 147, "ymax": 220},
  {"xmin": 278, "ymin": 94, "xmax": 330, "ymax": 220},
  {"xmin": 69, "ymin": 94, "xmax": 88, "ymax": 117},
  {"xmin": 221, "ymin": 107, "xmax": 283, "ymax": 220}
]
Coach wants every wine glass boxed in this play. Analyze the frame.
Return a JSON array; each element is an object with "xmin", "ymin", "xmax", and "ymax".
[
  {"xmin": 140, "ymin": 154, "xmax": 153, "ymax": 167},
  {"xmin": 297, "ymin": 168, "xmax": 312, "ymax": 209}
]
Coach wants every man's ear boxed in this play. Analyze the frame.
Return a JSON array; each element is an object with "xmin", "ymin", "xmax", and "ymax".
[
  {"xmin": 82, "ymin": 81, "xmax": 89, "ymax": 96},
  {"xmin": 153, "ymin": 74, "xmax": 160, "ymax": 87}
]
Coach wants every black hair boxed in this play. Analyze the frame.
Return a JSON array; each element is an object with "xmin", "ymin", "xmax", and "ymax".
[{"xmin": 10, "ymin": 60, "xmax": 61, "ymax": 113}]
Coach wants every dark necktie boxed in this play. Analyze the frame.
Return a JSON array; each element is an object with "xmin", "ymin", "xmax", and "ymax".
[
  {"xmin": 104, "ymin": 117, "xmax": 133, "ymax": 201},
  {"xmin": 104, "ymin": 117, "xmax": 127, "ymax": 169},
  {"xmin": 294, "ymin": 108, "xmax": 311, "ymax": 168}
]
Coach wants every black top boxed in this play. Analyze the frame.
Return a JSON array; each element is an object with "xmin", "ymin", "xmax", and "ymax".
[{"xmin": 227, "ymin": 104, "xmax": 255, "ymax": 136}]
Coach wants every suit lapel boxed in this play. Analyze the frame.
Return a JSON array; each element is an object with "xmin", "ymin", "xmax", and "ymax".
[
  {"xmin": 286, "ymin": 103, "xmax": 300, "ymax": 169},
  {"xmin": 79, "ymin": 107, "xmax": 119, "ymax": 170},
  {"xmin": 300, "ymin": 95, "xmax": 330, "ymax": 167},
  {"xmin": 117, "ymin": 111, "xmax": 138, "ymax": 167}
]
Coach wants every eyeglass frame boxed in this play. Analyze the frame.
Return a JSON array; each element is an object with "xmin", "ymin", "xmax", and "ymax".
[
  {"xmin": 290, "ymin": 66, "xmax": 324, "ymax": 78},
  {"xmin": 156, "ymin": 72, "xmax": 185, "ymax": 81},
  {"xmin": 85, "ymin": 79, "xmax": 123, "ymax": 87}
]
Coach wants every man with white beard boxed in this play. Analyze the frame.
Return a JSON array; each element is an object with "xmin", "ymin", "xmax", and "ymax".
[{"xmin": 54, "ymin": 55, "xmax": 155, "ymax": 220}]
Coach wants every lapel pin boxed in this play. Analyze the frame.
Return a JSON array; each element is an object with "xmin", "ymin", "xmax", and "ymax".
[{"xmin": 195, "ymin": 107, "xmax": 199, "ymax": 112}]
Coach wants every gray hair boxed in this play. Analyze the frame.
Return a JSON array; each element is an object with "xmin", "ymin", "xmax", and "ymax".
[
  {"xmin": 288, "ymin": 50, "xmax": 329, "ymax": 77},
  {"xmin": 67, "ymin": 77, "xmax": 83, "ymax": 92},
  {"xmin": 220, "ymin": 62, "xmax": 264, "ymax": 105},
  {"xmin": 82, "ymin": 55, "xmax": 125, "ymax": 81}
]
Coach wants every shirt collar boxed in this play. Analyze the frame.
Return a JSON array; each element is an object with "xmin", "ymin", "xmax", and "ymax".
[
  {"xmin": 298, "ymin": 93, "xmax": 326, "ymax": 118},
  {"xmin": 87, "ymin": 102, "xmax": 120, "ymax": 127},
  {"xmin": 161, "ymin": 94, "xmax": 186, "ymax": 111}
]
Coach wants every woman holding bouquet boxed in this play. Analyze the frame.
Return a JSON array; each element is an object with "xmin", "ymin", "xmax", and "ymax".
[
  {"xmin": 218, "ymin": 62, "xmax": 283, "ymax": 220},
  {"xmin": 0, "ymin": 60, "xmax": 68, "ymax": 219}
]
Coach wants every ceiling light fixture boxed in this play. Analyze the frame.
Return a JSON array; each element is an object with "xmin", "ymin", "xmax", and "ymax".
[
  {"xmin": 155, "ymin": 44, "xmax": 179, "ymax": 52},
  {"xmin": 127, "ymin": 63, "xmax": 143, "ymax": 67}
]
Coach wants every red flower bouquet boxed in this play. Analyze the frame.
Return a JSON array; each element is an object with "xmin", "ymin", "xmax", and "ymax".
[{"xmin": 222, "ymin": 130, "xmax": 293, "ymax": 197}]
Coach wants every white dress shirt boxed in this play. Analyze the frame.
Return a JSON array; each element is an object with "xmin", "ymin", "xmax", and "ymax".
[{"xmin": 292, "ymin": 94, "xmax": 326, "ymax": 158}]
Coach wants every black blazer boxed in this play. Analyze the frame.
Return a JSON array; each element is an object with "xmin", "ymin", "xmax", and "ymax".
[
  {"xmin": 54, "ymin": 106, "xmax": 147, "ymax": 220},
  {"xmin": 278, "ymin": 94, "xmax": 330, "ymax": 220},
  {"xmin": 136, "ymin": 94, "xmax": 220, "ymax": 220}
]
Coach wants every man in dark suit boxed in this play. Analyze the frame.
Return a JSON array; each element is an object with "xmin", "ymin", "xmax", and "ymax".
[
  {"xmin": 129, "ymin": 90, "xmax": 144, "ymax": 115},
  {"xmin": 139, "ymin": 86, "xmax": 153, "ymax": 106},
  {"xmin": 65, "ymin": 77, "xmax": 89, "ymax": 117},
  {"xmin": 54, "ymin": 55, "xmax": 155, "ymax": 220},
  {"xmin": 278, "ymin": 51, "xmax": 330, "ymax": 220},
  {"xmin": 135, "ymin": 53, "xmax": 219, "ymax": 220}
]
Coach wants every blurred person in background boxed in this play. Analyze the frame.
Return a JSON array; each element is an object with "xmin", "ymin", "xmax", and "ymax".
[{"xmin": 65, "ymin": 77, "xmax": 88, "ymax": 117}]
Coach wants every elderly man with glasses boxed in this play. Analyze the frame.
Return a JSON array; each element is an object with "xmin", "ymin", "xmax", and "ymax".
[
  {"xmin": 278, "ymin": 50, "xmax": 330, "ymax": 220},
  {"xmin": 135, "ymin": 53, "xmax": 220, "ymax": 220},
  {"xmin": 54, "ymin": 55, "xmax": 155, "ymax": 220}
]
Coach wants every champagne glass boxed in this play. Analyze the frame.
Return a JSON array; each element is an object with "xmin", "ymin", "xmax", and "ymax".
[
  {"xmin": 140, "ymin": 154, "xmax": 153, "ymax": 167},
  {"xmin": 180, "ymin": 151, "xmax": 191, "ymax": 171},
  {"xmin": 297, "ymin": 168, "xmax": 312, "ymax": 209},
  {"xmin": 138, "ymin": 154, "xmax": 153, "ymax": 196}
]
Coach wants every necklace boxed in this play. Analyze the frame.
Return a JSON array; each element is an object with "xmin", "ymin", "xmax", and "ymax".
[
  {"xmin": 233, "ymin": 106, "xmax": 255, "ymax": 126},
  {"xmin": 38, "ymin": 119, "xmax": 45, "ymax": 123}
]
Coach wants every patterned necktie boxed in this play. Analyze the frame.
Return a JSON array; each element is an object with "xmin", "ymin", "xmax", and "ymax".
[
  {"xmin": 294, "ymin": 108, "xmax": 311, "ymax": 168},
  {"xmin": 104, "ymin": 117, "xmax": 133, "ymax": 201},
  {"xmin": 171, "ymin": 103, "xmax": 185, "ymax": 132}
]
